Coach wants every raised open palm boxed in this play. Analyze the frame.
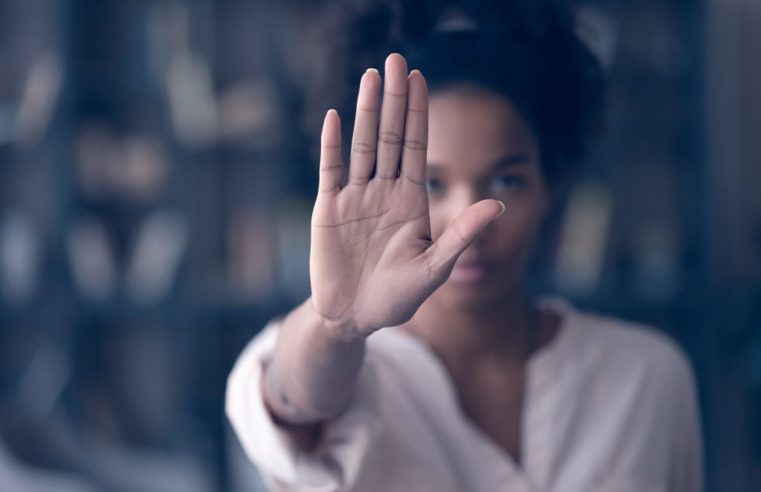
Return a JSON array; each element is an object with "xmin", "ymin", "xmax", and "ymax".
[{"xmin": 311, "ymin": 54, "xmax": 505, "ymax": 338}]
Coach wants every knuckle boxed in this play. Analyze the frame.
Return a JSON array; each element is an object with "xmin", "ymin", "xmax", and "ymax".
[
  {"xmin": 402, "ymin": 174, "xmax": 425, "ymax": 187},
  {"xmin": 351, "ymin": 142, "xmax": 376, "ymax": 155},
  {"xmin": 403, "ymin": 139, "xmax": 426, "ymax": 151},
  {"xmin": 319, "ymin": 164, "xmax": 342, "ymax": 174},
  {"xmin": 451, "ymin": 222, "xmax": 469, "ymax": 246},
  {"xmin": 384, "ymin": 89, "xmax": 407, "ymax": 98},
  {"xmin": 379, "ymin": 131, "xmax": 403, "ymax": 145}
]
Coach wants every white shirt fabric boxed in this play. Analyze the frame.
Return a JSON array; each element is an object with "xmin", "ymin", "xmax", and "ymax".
[{"xmin": 226, "ymin": 299, "xmax": 703, "ymax": 492}]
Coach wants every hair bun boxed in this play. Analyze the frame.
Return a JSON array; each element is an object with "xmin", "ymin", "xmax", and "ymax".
[{"xmin": 310, "ymin": 0, "xmax": 605, "ymax": 184}]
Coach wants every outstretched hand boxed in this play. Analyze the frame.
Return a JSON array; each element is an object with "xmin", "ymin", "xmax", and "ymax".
[{"xmin": 310, "ymin": 53, "xmax": 505, "ymax": 339}]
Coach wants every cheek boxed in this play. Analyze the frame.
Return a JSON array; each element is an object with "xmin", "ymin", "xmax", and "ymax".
[
  {"xmin": 497, "ymin": 207, "xmax": 542, "ymax": 243},
  {"xmin": 426, "ymin": 178, "xmax": 550, "ymax": 247},
  {"xmin": 487, "ymin": 193, "xmax": 549, "ymax": 253},
  {"xmin": 428, "ymin": 201, "xmax": 448, "ymax": 241},
  {"xmin": 428, "ymin": 197, "xmax": 546, "ymax": 256}
]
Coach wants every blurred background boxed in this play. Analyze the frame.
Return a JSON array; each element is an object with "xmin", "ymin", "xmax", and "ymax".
[{"xmin": 0, "ymin": 0, "xmax": 759, "ymax": 490}]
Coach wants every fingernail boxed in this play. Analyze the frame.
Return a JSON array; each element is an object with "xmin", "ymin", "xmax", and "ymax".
[
  {"xmin": 366, "ymin": 68, "xmax": 379, "ymax": 74},
  {"xmin": 496, "ymin": 201, "xmax": 506, "ymax": 217}
]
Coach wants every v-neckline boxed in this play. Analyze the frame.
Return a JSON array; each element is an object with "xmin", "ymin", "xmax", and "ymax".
[{"xmin": 388, "ymin": 299, "xmax": 574, "ymax": 488}]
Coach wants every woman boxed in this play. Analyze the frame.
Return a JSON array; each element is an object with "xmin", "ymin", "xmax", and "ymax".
[{"xmin": 227, "ymin": 2, "xmax": 703, "ymax": 491}]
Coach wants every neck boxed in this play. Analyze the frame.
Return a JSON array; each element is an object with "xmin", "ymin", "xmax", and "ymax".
[{"xmin": 403, "ymin": 291, "xmax": 539, "ymax": 369}]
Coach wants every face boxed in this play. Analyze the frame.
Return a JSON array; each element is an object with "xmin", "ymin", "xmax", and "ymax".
[{"xmin": 426, "ymin": 85, "xmax": 550, "ymax": 307}]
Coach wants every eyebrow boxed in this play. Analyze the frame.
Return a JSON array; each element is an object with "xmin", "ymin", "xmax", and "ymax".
[
  {"xmin": 493, "ymin": 154, "xmax": 532, "ymax": 168},
  {"xmin": 427, "ymin": 153, "xmax": 532, "ymax": 172}
]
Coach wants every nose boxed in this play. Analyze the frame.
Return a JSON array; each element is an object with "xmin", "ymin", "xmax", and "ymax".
[
  {"xmin": 448, "ymin": 185, "xmax": 483, "ymax": 218},
  {"xmin": 438, "ymin": 184, "xmax": 495, "ymax": 241},
  {"xmin": 430, "ymin": 183, "xmax": 493, "ymax": 244}
]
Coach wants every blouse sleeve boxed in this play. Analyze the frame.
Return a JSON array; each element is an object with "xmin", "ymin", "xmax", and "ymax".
[
  {"xmin": 225, "ymin": 319, "xmax": 384, "ymax": 492},
  {"xmin": 669, "ymin": 353, "xmax": 704, "ymax": 492}
]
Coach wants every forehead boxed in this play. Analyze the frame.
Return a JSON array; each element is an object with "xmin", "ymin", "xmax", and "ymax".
[{"xmin": 427, "ymin": 86, "xmax": 538, "ymax": 171}]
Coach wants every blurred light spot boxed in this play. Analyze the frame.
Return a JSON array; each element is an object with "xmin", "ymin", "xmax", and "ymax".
[
  {"xmin": 125, "ymin": 210, "xmax": 188, "ymax": 304},
  {"xmin": 0, "ymin": 212, "xmax": 40, "ymax": 302},
  {"xmin": 15, "ymin": 53, "xmax": 63, "ymax": 147},
  {"xmin": 553, "ymin": 180, "xmax": 613, "ymax": 296},
  {"xmin": 66, "ymin": 217, "xmax": 117, "ymax": 300}
]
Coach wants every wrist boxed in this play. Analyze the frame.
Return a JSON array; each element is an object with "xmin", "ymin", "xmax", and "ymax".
[{"xmin": 304, "ymin": 297, "xmax": 368, "ymax": 344}]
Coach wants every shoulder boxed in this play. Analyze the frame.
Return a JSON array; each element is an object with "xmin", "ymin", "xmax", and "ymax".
[{"xmin": 551, "ymin": 300, "xmax": 696, "ymax": 392}]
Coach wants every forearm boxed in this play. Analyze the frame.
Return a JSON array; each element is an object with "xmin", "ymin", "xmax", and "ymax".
[{"xmin": 263, "ymin": 297, "xmax": 368, "ymax": 425}]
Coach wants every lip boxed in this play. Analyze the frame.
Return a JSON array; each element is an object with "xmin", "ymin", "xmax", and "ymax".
[{"xmin": 449, "ymin": 261, "xmax": 492, "ymax": 283}]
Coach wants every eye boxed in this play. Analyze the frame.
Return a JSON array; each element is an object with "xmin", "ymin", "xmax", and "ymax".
[
  {"xmin": 426, "ymin": 177, "xmax": 445, "ymax": 194},
  {"xmin": 489, "ymin": 175, "xmax": 525, "ymax": 193}
]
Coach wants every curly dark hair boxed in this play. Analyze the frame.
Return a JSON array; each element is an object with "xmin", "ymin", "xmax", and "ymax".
[{"xmin": 314, "ymin": 0, "xmax": 606, "ymax": 187}]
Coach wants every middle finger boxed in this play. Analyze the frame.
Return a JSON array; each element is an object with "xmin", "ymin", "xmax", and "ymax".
[{"xmin": 375, "ymin": 53, "xmax": 408, "ymax": 180}]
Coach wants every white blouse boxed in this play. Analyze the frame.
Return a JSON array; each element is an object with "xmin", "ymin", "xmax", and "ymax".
[{"xmin": 226, "ymin": 299, "xmax": 703, "ymax": 492}]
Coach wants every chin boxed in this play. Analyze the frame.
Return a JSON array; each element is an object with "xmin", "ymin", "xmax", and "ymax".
[{"xmin": 437, "ymin": 276, "xmax": 514, "ymax": 308}]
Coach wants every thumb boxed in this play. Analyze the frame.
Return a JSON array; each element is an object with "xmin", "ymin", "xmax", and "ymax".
[{"xmin": 425, "ymin": 199, "xmax": 505, "ymax": 279}]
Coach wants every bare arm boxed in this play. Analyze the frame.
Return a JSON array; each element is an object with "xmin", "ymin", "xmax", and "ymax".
[
  {"xmin": 261, "ymin": 53, "xmax": 504, "ymax": 434},
  {"xmin": 262, "ymin": 297, "xmax": 366, "ymax": 426}
]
